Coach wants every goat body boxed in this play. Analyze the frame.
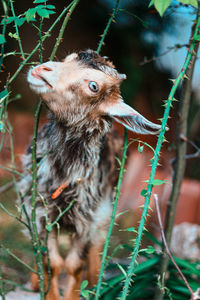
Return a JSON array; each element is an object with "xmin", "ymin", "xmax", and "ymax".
[{"xmin": 19, "ymin": 50, "xmax": 161, "ymax": 300}]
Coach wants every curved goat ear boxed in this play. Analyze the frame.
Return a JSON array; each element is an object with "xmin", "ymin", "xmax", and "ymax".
[{"xmin": 101, "ymin": 101, "xmax": 162, "ymax": 135}]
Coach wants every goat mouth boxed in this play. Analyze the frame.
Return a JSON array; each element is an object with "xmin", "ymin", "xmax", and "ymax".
[
  {"xmin": 31, "ymin": 71, "xmax": 53, "ymax": 89},
  {"xmin": 40, "ymin": 76, "xmax": 53, "ymax": 89}
]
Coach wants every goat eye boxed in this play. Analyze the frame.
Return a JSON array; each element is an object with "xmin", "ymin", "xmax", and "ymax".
[{"xmin": 88, "ymin": 81, "xmax": 99, "ymax": 93}]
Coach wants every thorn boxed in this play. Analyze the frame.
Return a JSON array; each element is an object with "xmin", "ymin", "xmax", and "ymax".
[{"xmin": 183, "ymin": 74, "xmax": 189, "ymax": 80}]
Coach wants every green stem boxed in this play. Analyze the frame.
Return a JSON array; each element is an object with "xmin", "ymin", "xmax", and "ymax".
[
  {"xmin": 120, "ymin": 8, "xmax": 200, "ymax": 300},
  {"xmin": 0, "ymin": 265, "xmax": 5, "ymax": 300},
  {"xmin": 155, "ymin": 8, "xmax": 200, "ymax": 300},
  {"xmin": 8, "ymin": 1, "xmax": 75, "ymax": 85},
  {"xmin": 0, "ymin": 202, "xmax": 29, "ymax": 229},
  {"xmin": 2, "ymin": 279, "xmax": 33, "ymax": 292},
  {"xmin": 46, "ymin": 200, "xmax": 75, "ymax": 232},
  {"xmin": 96, "ymin": 0, "xmax": 120, "ymax": 54},
  {"xmin": 0, "ymin": 164, "xmax": 24, "ymax": 177},
  {"xmin": 39, "ymin": 18, "xmax": 43, "ymax": 63},
  {"xmin": 0, "ymin": 0, "xmax": 9, "ymax": 72},
  {"xmin": 31, "ymin": 101, "xmax": 45, "ymax": 300},
  {"xmin": 30, "ymin": 2, "xmax": 81, "ymax": 298},
  {"xmin": 95, "ymin": 128, "xmax": 128, "ymax": 300},
  {"xmin": 10, "ymin": 0, "xmax": 25, "ymax": 59},
  {"xmin": 50, "ymin": 0, "xmax": 80, "ymax": 59},
  {"xmin": 1, "ymin": 245, "xmax": 36, "ymax": 273}
]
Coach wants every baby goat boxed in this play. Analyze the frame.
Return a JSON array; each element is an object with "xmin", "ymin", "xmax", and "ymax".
[{"xmin": 19, "ymin": 49, "xmax": 161, "ymax": 300}]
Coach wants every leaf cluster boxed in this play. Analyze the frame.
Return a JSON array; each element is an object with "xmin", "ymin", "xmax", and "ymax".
[
  {"xmin": 149, "ymin": 0, "xmax": 198, "ymax": 17},
  {"xmin": 88, "ymin": 236, "xmax": 200, "ymax": 299}
]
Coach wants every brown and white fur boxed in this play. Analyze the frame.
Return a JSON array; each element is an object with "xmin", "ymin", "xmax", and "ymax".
[{"xmin": 18, "ymin": 50, "xmax": 161, "ymax": 300}]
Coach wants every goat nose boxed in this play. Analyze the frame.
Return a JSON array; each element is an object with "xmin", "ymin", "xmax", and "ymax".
[{"xmin": 31, "ymin": 64, "xmax": 52, "ymax": 77}]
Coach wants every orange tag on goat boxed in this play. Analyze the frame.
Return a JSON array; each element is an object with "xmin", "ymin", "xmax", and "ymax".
[{"xmin": 51, "ymin": 182, "xmax": 68, "ymax": 199}]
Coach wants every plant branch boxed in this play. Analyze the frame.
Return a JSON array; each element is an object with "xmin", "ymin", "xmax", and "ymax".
[
  {"xmin": 96, "ymin": 0, "xmax": 120, "ymax": 54},
  {"xmin": 7, "ymin": 1, "xmax": 75, "ymax": 85},
  {"xmin": 171, "ymin": 134, "xmax": 200, "ymax": 164},
  {"xmin": 0, "ymin": 0, "xmax": 9, "ymax": 72},
  {"xmin": 0, "ymin": 202, "xmax": 29, "ymax": 229},
  {"xmin": 155, "ymin": 10, "xmax": 200, "ymax": 300},
  {"xmin": 0, "ymin": 164, "xmax": 24, "ymax": 177},
  {"xmin": 46, "ymin": 199, "xmax": 75, "ymax": 232},
  {"xmin": 120, "ymin": 6, "xmax": 200, "ymax": 300},
  {"xmin": 1, "ymin": 245, "xmax": 37, "ymax": 274},
  {"xmin": 0, "ymin": 181, "xmax": 13, "ymax": 194},
  {"xmin": 140, "ymin": 44, "xmax": 189, "ymax": 66},
  {"xmin": 30, "ymin": 2, "xmax": 81, "ymax": 298},
  {"xmin": 50, "ymin": 0, "xmax": 80, "ymax": 60},
  {"xmin": 0, "ymin": 265, "xmax": 5, "ymax": 300},
  {"xmin": 154, "ymin": 194, "xmax": 196, "ymax": 300},
  {"xmin": 95, "ymin": 128, "xmax": 128, "ymax": 300},
  {"xmin": 10, "ymin": 0, "xmax": 25, "ymax": 59}
]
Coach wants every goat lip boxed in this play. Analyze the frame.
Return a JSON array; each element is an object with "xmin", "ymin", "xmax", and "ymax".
[
  {"xmin": 40, "ymin": 75, "xmax": 53, "ymax": 89},
  {"xmin": 31, "ymin": 71, "xmax": 53, "ymax": 89}
]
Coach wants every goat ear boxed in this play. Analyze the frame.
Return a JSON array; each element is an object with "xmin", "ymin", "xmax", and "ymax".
[{"xmin": 101, "ymin": 101, "xmax": 162, "ymax": 135}]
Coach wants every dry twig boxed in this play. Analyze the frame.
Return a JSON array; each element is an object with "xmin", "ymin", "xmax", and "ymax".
[{"xmin": 154, "ymin": 194, "xmax": 199, "ymax": 300}]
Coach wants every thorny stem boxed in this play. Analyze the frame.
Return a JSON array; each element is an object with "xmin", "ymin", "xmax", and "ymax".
[
  {"xmin": 50, "ymin": 0, "xmax": 80, "ymax": 60},
  {"xmin": 1, "ymin": 245, "xmax": 36, "ymax": 274},
  {"xmin": 7, "ymin": 119, "xmax": 23, "ymax": 207},
  {"xmin": 0, "ymin": 202, "xmax": 29, "ymax": 229},
  {"xmin": 31, "ymin": 101, "xmax": 45, "ymax": 299},
  {"xmin": 95, "ymin": 2, "xmax": 122, "ymax": 298},
  {"xmin": 30, "ymin": 1, "xmax": 81, "ymax": 298},
  {"xmin": 95, "ymin": 128, "xmax": 128, "ymax": 300},
  {"xmin": 120, "ymin": 6, "xmax": 200, "ymax": 300},
  {"xmin": 96, "ymin": 0, "xmax": 120, "ymax": 54},
  {"xmin": 0, "ymin": 164, "xmax": 24, "ymax": 177},
  {"xmin": 7, "ymin": 1, "xmax": 75, "ymax": 86},
  {"xmin": 155, "ymin": 7, "xmax": 200, "ymax": 300},
  {"xmin": 0, "ymin": 266, "xmax": 5, "ymax": 300},
  {"xmin": 0, "ymin": 0, "xmax": 9, "ymax": 72},
  {"xmin": 46, "ymin": 199, "xmax": 75, "ymax": 232},
  {"xmin": 0, "ymin": 181, "xmax": 13, "ymax": 194},
  {"xmin": 2, "ymin": 279, "xmax": 33, "ymax": 293},
  {"xmin": 10, "ymin": 0, "xmax": 25, "ymax": 59},
  {"xmin": 154, "ymin": 195, "xmax": 195, "ymax": 299}
]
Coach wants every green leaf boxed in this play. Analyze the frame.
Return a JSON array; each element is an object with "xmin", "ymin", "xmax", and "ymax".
[
  {"xmin": 145, "ymin": 179, "xmax": 167, "ymax": 186},
  {"xmin": 177, "ymin": 0, "xmax": 197, "ymax": 7},
  {"xmin": 0, "ymin": 34, "xmax": 6, "ymax": 44},
  {"xmin": 8, "ymin": 32, "xmax": 19, "ymax": 40},
  {"xmin": 148, "ymin": 0, "xmax": 154, "ymax": 7},
  {"xmin": 40, "ymin": 246, "xmax": 47, "ymax": 254},
  {"xmin": 139, "ymin": 245, "xmax": 156, "ymax": 254},
  {"xmin": 138, "ymin": 144, "xmax": 144, "ymax": 153},
  {"xmin": 81, "ymin": 280, "xmax": 88, "ymax": 290},
  {"xmin": 25, "ymin": 7, "xmax": 37, "ymax": 22},
  {"xmin": 120, "ymin": 227, "xmax": 137, "ymax": 233},
  {"xmin": 15, "ymin": 17, "xmax": 26, "ymax": 27},
  {"xmin": 154, "ymin": 0, "xmax": 172, "ymax": 16},
  {"xmin": 194, "ymin": 34, "xmax": 200, "ymax": 41},
  {"xmin": 81, "ymin": 290, "xmax": 89, "ymax": 298},
  {"xmin": 37, "ymin": 8, "xmax": 55, "ymax": 18},
  {"xmin": 34, "ymin": 0, "xmax": 47, "ymax": 3},
  {"xmin": 1, "ymin": 16, "xmax": 15, "ymax": 25},
  {"xmin": 141, "ymin": 189, "xmax": 147, "ymax": 197},
  {"xmin": 46, "ymin": 5, "xmax": 55, "ymax": 9},
  {"xmin": 45, "ymin": 224, "xmax": 52, "ymax": 232}
]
